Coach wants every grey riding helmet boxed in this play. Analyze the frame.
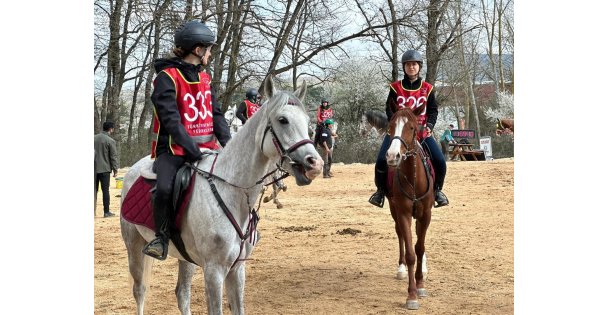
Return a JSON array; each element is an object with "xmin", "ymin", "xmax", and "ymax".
[
  {"xmin": 401, "ymin": 50, "xmax": 423, "ymax": 66},
  {"xmin": 174, "ymin": 20, "xmax": 216, "ymax": 51}
]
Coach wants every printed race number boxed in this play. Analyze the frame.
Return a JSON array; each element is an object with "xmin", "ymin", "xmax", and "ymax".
[{"xmin": 184, "ymin": 91, "xmax": 212, "ymax": 122}]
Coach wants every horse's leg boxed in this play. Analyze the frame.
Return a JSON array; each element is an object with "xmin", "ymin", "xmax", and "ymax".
[
  {"xmin": 389, "ymin": 201, "xmax": 407, "ymax": 280},
  {"xmin": 120, "ymin": 220, "xmax": 152, "ymax": 315},
  {"xmin": 415, "ymin": 213, "xmax": 432, "ymax": 298},
  {"xmin": 203, "ymin": 262, "xmax": 228, "ymax": 314},
  {"xmin": 272, "ymin": 184, "xmax": 283, "ymax": 209},
  {"xmin": 175, "ymin": 260, "xmax": 196, "ymax": 315},
  {"xmin": 399, "ymin": 213, "xmax": 419, "ymax": 310},
  {"xmin": 225, "ymin": 264, "xmax": 246, "ymax": 315}
]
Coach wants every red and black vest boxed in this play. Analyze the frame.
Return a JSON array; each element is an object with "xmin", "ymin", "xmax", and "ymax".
[
  {"xmin": 151, "ymin": 68, "xmax": 218, "ymax": 158},
  {"xmin": 317, "ymin": 107, "xmax": 333, "ymax": 123},
  {"xmin": 244, "ymin": 100, "xmax": 260, "ymax": 119},
  {"xmin": 389, "ymin": 80, "xmax": 433, "ymax": 139}
]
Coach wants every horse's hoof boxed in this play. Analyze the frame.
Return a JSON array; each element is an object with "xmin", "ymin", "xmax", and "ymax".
[
  {"xmin": 396, "ymin": 264, "xmax": 407, "ymax": 280},
  {"xmin": 406, "ymin": 299, "xmax": 419, "ymax": 310},
  {"xmin": 417, "ymin": 288, "xmax": 427, "ymax": 297},
  {"xmin": 276, "ymin": 204, "xmax": 283, "ymax": 209},
  {"xmin": 282, "ymin": 187, "xmax": 287, "ymax": 192},
  {"xmin": 263, "ymin": 197, "xmax": 270, "ymax": 203}
]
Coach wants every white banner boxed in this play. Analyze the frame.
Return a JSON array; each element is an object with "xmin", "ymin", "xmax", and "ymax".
[{"xmin": 479, "ymin": 136, "xmax": 492, "ymax": 160}]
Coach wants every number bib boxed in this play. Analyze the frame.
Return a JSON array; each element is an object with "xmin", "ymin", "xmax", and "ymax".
[
  {"xmin": 245, "ymin": 100, "xmax": 260, "ymax": 118},
  {"xmin": 389, "ymin": 80, "xmax": 433, "ymax": 138},
  {"xmin": 151, "ymin": 68, "xmax": 217, "ymax": 157}
]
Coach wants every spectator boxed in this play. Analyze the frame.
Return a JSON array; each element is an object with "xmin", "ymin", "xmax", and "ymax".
[{"xmin": 94, "ymin": 121, "xmax": 119, "ymax": 218}]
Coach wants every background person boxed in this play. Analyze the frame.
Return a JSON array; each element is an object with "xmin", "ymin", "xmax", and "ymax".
[
  {"xmin": 314, "ymin": 98, "xmax": 333, "ymax": 147},
  {"xmin": 236, "ymin": 88, "xmax": 261, "ymax": 124},
  {"xmin": 319, "ymin": 119, "xmax": 336, "ymax": 178},
  {"xmin": 94, "ymin": 121, "xmax": 119, "ymax": 218},
  {"xmin": 440, "ymin": 124, "xmax": 456, "ymax": 159}
]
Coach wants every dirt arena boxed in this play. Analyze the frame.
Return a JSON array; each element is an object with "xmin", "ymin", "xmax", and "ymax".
[{"xmin": 95, "ymin": 158, "xmax": 514, "ymax": 314}]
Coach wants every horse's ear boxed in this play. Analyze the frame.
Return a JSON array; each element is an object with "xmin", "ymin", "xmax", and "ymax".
[
  {"xmin": 294, "ymin": 80, "xmax": 307, "ymax": 102},
  {"xmin": 263, "ymin": 75, "xmax": 275, "ymax": 99}
]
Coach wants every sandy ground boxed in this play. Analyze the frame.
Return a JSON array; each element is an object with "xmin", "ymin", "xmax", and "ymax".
[{"xmin": 95, "ymin": 158, "xmax": 514, "ymax": 314}]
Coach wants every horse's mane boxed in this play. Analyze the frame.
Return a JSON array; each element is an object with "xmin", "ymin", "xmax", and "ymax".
[{"xmin": 363, "ymin": 110, "xmax": 388, "ymax": 131}]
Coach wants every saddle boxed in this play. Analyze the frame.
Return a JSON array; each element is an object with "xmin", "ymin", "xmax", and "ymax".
[{"xmin": 121, "ymin": 162, "xmax": 197, "ymax": 263}]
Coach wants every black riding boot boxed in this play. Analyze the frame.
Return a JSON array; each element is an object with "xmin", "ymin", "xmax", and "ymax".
[
  {"xmin": 368, "ymin": 167, "xmax": 388, "ymax": 208},
  {"xmin": 434, "ymin": 184, "xmax": 449, "ymax": 207},
  {"xmin": 142, "ymin": 201, "xmax": 170, "ymax": 260}
]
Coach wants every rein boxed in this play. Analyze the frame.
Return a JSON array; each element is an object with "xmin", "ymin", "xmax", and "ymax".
[{"xmin": 392, "ymin": 131, "xmax": 432, "ymax": 216}]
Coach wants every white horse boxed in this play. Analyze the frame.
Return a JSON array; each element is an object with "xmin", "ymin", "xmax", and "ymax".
[
  {"xmin": 120, "ymin": 77, "xmax": 323, "ymax": 315},
  {"xmin": 225, "ymin": 101, "xmax": 288, "ymax": 209},
  {"xmin": 224, "ymin": 104, "xmax": 243, "ymax": 136}
]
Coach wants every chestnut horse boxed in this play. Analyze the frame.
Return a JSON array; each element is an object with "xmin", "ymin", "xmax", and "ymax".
[
  {"xmin": 496, "ymin": 118, "xmax": 514, "ymax": 135},
  {"xmin": 385, "ymin": 107, "xmax": 434, "ymax": 310}
]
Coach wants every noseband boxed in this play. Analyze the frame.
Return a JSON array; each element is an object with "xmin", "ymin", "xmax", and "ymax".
[
  {"xmin": 391, "ymin": 129, "xmax": 418, "ymax": 161},
  {"xmin": 261, "ymin": 120, "xmax": 313, "ymax": 167}
]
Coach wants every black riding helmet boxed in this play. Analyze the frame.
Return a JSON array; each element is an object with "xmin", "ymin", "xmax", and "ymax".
[
  {"xmin": 174, "ymin": 20, "xmax": 216, "ymax": 52},
  {"xmin": 321, "ymin": 98, "xmax": 330, "ymax": 108},
  {"xmin": 246, "ymin": 88, "xmax": 258, "ymax": 102}
]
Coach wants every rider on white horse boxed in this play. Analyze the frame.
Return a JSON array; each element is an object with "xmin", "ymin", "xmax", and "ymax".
[
  {"xmin": 143, "ymin": 20, "xmax": 232, "ymax": 260},
  {"xmin": 236, "ymin": 88, "xmax": 261, "ymax": 125}
]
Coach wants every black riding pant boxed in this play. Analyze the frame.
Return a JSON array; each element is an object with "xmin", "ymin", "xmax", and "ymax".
[
  {"xmin": 95, "ymin": 172, "xmax": 111, "ymax": 213},
  {"xmin": 153, "ymin": 153, "xmax": 186, "ymax": 235}
]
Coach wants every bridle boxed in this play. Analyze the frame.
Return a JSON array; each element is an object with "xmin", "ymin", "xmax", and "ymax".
[
  {"xmin": 260, "ymin": 103, "xmax": 314, "ymax": 170},
  {"xmin": 391, "ymin": 124, "xmax": 432, "ymax": 216}
]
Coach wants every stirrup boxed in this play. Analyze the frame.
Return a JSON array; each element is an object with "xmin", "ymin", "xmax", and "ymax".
[
  {"xmin": 368, "ymin": 191, "xmax": 385, "ymax": 208},
  {"xmin": 142, "ymin": 237, "xmax": 168, "ymax": 260}
]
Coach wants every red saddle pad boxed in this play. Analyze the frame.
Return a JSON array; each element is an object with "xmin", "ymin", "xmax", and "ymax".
[{"xmin": 120, "ymin": 175, "xmax": 195, "ymax": 231}]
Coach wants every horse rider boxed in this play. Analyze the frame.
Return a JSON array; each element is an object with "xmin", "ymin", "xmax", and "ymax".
[
  {"xmin": 236, "ymin": 88, "xmax": 261, "ymax": 125},
  {"xmin": 368, "ymin": 49, "xmax": 449, "ymax": 208},
  {"xmin": 314, "ymin": 98, "xmax": 333, "ymax": 146},
  {"xmin": 143, "ymin": 20, "xmax": 232, "ymax": 260}
]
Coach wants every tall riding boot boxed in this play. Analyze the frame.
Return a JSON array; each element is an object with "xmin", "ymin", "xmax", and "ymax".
[
  {"xmin": 434, "ymin": 183, "xmax": 449, "ymax": 207},
  {"xmin": 142, "ymin": 200, "xmax": 170, "ymax": 260},
  {"xmin": 368, "ymin": 167, "xmax": 388, "ymax": 208}
]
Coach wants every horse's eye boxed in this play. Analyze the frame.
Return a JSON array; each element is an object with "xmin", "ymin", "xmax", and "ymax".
[{"xmin": 278, "ymin": 117, "xmax": 289, "ymax": 124}]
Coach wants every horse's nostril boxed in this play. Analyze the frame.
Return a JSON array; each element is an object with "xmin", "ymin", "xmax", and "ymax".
[{"xmin": 305, "ymin": 156, "xmax": 315, "ymax": 166}]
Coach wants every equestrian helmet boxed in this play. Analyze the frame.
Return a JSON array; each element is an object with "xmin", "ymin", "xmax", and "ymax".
[
  {"xmin": 401, "ymin": 50, "xmax": 423, "ymax": 66},
  {"xmin": 246, "ymin": 88, "xmax": 258, "ymax": 101},
  {"xmin": 174, "ymin": 20, "xmax": 216, "ymax": 51},
  {"xmin": 324, "ymin": 119, "xmax": 334, "ymax": 126}
]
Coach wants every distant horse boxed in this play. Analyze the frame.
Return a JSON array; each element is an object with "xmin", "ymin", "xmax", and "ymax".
[
  {"xmin": 120, "ymin": 77, "xmax": 323, "ymax": 315},
  {"xmin": 224, "ymin": 104, "xmax": 243, "ymax": 136},
  {"xmin": 385, "ymin": 107, "xmax": 434, "ymax": 310},
  {"xmin": 496, "ymin": 118, "xmax": 514, "ymax": 136},
  {"xmin": 262, "ymin": 169, "xmax": 288, "ymax": 209},
  {"xmin": 359, "ymin": 110, "xmax": 388, "ymax": 138}
]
